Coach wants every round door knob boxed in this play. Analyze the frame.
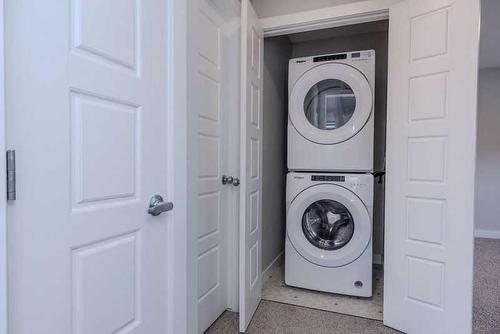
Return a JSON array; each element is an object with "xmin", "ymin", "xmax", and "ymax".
[{"xmin": 232, "ymin": 178, "xmax": 240, "ymax": 186}]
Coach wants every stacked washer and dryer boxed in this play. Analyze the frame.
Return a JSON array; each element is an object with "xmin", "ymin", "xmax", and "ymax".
[{"xmin": 285, "ymin": 50, "xmax": 375, "ymax": 297}]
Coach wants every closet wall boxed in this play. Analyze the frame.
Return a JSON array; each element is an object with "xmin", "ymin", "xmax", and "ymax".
[
  {"xmin": 474, "ymin": 0, "xmax": 500, "ymax": 238},
  {"xmin": 262, "ymin": 36, "xmax": 292, "ymax": 271},
  {"xmin": 474, "ymin": 67, "xmax": 500, "ymax": 237}
]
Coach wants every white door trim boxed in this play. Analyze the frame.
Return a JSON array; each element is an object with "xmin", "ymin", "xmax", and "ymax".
[
  {"xmin": 260, "ymin": 0, "xmax": 401, "ymax": 37},
  {"xmin": 474, "ymin": 229, "xmax": 500, "ymax": 239},
  {"xmin": 166, "ymin": 0, "xmax": 192, "ymax": 332},
  {"xmin": 0, "ymin": 1, "xmax": 6, "ymax": 333}
]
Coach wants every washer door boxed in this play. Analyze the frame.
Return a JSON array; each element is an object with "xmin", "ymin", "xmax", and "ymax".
[
  {"xmin": 287, "ymin": 184, "xmax": 371, "ymax": 267},
  {"xmin": 289, "ymin": 63, "xmax": 372, "ymax": 144}
]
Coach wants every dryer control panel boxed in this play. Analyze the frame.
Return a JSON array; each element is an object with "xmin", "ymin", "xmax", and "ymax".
[
  {"xmin": 311, "ymin": 50, "xmax": 374, "ymax": 64},
  {"xmin": 313, "ymin": 53, "xmax": 347, "ymax": 62},
  {"xmin": 311, "ymin": 175, "xmax": 345, "ymax": 182}
]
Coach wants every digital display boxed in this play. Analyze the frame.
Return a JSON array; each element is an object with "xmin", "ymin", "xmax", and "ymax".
[
  {"xmin": 313, "ymin": 54, "xmax": 347, "ymax": 62},
  {"xmin": 351, "ymin": 52, "xmax": 361, "ymax": 58},
  {"xmin": 311, "ymin": 175, "xmax": 345, "ymax": 182}
]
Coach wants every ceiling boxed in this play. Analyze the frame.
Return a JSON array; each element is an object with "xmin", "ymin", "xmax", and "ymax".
[
  {"xmin": 250, "ymin": 0, "xmax": 497, "ymax": 69},
  {"xmin": 250, "ymin": 0, "xmax": 366, "ymax": 19},
  {"xmin": 480, "ymin": 0, "xmax": 500, "ymax": 69}
]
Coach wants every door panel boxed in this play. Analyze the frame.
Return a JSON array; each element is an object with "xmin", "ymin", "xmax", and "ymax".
[
  {"xmin": 239, "ymin": 0, "xmax": 263, "ymax": 332},
  {"xmin": 197, "ymin": 1, "xmax": 228, "ymax": 333},
  {"xmin": 6, "ymin": 0, "xmax": 171, "ymax": 333},
  {"xmin": 384, "ymin": 0, "xmax": 480, "ymax": 333}
]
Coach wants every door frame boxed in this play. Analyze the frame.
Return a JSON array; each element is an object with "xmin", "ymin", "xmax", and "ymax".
[
  {"xmin": 259, "ymin": 0, "xmax": 400, "ymax": 37},
  {"xmin": 226, "ymin": 0, "xmax": 398, "ymax": 330},
  {"xmin": 227, "ymin": 0, "xmax": 399, "ymax": 292},
  {"xmin": 0, "ymin": 1, "xmax": 6, "ymax": 333},
  {"xmin": 228, "ymin": 0, "xmax": 476, "ymax": 331},
  {"xmin": 167, "ymin": 0, "xmax": 194, "ymax": 332}
]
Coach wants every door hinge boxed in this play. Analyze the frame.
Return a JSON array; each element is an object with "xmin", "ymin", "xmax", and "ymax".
[{"xmin": 6, "ymin": 150, "xmax": 16, "ymax": 200}]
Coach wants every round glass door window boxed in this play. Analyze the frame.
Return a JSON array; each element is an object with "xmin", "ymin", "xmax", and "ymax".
[
  {"xmin": 303, "ymin": 79, "xmax": 356, "ymax": 131},
  {"xmin": 302, "ymin": 199, "xmax": 354, "ymax": 250}
]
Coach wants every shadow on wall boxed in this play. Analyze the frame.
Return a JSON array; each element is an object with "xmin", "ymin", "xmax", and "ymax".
[
  {"xmin": 474, "ymin": 68, "xmax": 500, "ymax": 238},
  {"xmin": 261, "ymin": 36, "xmax": 292, "ymax": 271}
]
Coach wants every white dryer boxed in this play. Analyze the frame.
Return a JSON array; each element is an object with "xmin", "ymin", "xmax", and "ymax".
[
  {"xmin": 285, "ymin": 172, "xmax": 373, "ymax": 297},
  {"xmin": 288, "ymin": 50, "xmax": 375, "ymax": 172}
]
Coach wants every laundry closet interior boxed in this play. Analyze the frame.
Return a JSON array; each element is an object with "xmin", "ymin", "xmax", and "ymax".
[
  {"xmin": 259, "ymin": 19, "xmax": 388, "ymax": 319},
  {"xmin": 194, "ymin": 1, "xmax": 479, "ymax": 333}
]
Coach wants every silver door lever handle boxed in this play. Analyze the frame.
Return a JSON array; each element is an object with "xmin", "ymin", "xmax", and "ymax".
[{"xmin": 148, "ymin": 195, "xmax": 174, "ymax": 216}]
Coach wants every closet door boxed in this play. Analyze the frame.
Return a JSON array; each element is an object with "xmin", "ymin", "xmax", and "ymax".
[
  {"xmin": 196, "ymin": 1, "xmax": 230, "ymax": 332},
  {"xmin": 239, "ymin": 0, "xmax": 263, "ymax": 332},
  {"xmin": 5, "ymin": 0, "xmax": 182, "ymax": 332},
  {"xmin": 384, "ymin": 0, "xmax": 480, "ymax": 333}
]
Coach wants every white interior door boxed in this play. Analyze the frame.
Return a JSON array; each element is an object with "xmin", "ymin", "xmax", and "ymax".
[
  {"xmin": 239, "ymin": 0, "xmax": 263, "ymax": 332},
  {"xmin": 6, "ymin": 0, "xmax": 179, "ymax": 333},
  {"xmin": 196, "ymin": 0, "xmax": 230, "ymax": 332},
  {"xmin": 384, "ymin": 0, "xmax": 480, "ymax": 333}
]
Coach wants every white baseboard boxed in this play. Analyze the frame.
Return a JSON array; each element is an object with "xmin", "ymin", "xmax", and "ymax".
[
  {"xmin": 475, "ymin": 229, "xmax": 500, "ymax": 239},
  {"xmin": 262, "ymin": 251, "xmax": 284, "ymax": 277},
  {"xmin": 373, "ymin": 254, "xmax": 383, "ymax": 265}
]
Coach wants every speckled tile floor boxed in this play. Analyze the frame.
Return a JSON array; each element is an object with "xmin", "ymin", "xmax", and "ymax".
[
  {"xmin": 262, "ymin": 260, "xmax": 383, "ymax": 320},
  {"xmin": 206, "ymin": 238, "xmax": 499, "ymax": 334}
]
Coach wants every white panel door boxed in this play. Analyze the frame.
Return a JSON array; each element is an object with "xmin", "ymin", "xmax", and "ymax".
[
  {"xmin": 196, "ymin": 1, "xmax": 229, "ymax": 332},
  {"xmin": 6, "ymin": 0, "xmax": 176, "ymax": 333},
  {"xmin": 384, "ymin": 0, "xmax": 480, "ymax": 333},
  {"xmin": 239, "ymin": 0, "xmax": 263, "ymax": 332}
]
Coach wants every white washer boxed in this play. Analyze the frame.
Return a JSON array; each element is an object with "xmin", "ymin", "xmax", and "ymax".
[
  {"xmin": 288, "ymin": 50, "xmax": 375, "ymax": 172},
  {"xmin": 285, "ymin": 172, "xmax": 373, "ymax": 297}
]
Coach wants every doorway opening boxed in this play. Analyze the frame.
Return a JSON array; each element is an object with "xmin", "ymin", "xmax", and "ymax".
[{"xmin": 259, "ymin": 20, "xmax": 388, "ymax": 321}]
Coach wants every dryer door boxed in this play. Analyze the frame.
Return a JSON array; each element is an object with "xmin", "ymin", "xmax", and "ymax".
[
  {"xmin": 287, "ymin": 184, "xmax": 371, "ymax": 267},
  {"xmin": 289, "ymin": 63, "xmax": 373, "ymax": 144}
]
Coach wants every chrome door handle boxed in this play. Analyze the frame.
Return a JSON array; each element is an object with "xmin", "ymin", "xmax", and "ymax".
[{"xmin": 148, "ymin": 195, "xmax": 173, "ymax": 216}]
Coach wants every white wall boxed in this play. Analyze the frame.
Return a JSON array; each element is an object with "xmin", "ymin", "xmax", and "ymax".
[
  {"xmin": 474, "ymin": 68, "xmax": 500, "ymax": 238},
  {"xmin": 261, "ymin": 36, "xmax": 292, "ymax": 271},
  {"xmin": 251, "ymin": 0, "xmax": 366, "ymax": 18}
]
